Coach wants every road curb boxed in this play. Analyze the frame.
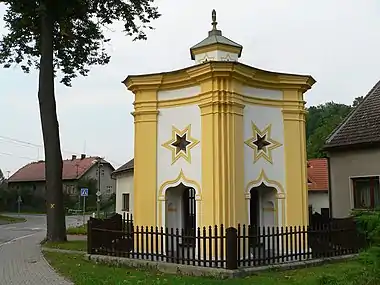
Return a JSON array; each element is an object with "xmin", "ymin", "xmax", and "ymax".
[{"xmin": 42, "ymin": 247, "xmax": 85, "ymax": 255}]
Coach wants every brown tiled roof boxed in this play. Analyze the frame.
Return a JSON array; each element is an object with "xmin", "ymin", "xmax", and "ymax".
[
  {"xmin": 307, "ymin": 158, "xmax": 328, "ymax": 191},
  {"xmin": 112, "ymin": 158, "xmax": 134, "ymax": 176},
  {"xmin": 325, "ymin": 80, "xmax": 380, "ymax": 149},
  {"xmin": 8, "ymin": 156, "xmax": 111, "ymax": 183}
]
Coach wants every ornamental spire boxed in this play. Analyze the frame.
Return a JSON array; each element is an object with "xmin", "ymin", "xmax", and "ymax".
[{"xmin": 211, "ymin": 9, "xmax": 217, "ymax": 30}]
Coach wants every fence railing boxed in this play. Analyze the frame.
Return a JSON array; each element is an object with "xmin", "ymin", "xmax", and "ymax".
[
  {"xmin": 236, "ymin": 224, "xmax": 365, "ymax": 268},
  {"xmin": 87, "ymin": 214, "xmax": 367, "ymax": 270}
]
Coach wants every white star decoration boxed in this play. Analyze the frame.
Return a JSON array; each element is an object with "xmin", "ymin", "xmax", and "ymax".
[
  {"xmin": 198, "ymin": 53, "xmax": 214, "ymax": 63},
  {"xmin": 220, "ymin": 53, "xmax": 235, "ymax": 61}
]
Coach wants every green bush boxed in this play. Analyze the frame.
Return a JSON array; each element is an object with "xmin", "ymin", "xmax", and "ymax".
[
  {"xmin": 353, "ymin": 210, "xmax": 380, "ymax": 245},
  {"xmin": 346, "ymin": 211, "xmax": 380, "ymax": 284}
]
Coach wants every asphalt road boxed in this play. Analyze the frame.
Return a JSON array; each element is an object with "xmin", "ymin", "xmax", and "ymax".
[{"xmin": 0, "ymin": 214, "xmax": 86, "ymax": 285}]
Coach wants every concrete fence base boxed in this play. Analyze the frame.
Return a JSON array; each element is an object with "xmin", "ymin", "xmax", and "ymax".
[{"xmin": 86, "ymin": 253, "xmax": 358, "ymax": 279}]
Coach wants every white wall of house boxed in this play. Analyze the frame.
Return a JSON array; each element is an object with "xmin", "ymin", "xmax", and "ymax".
[
  {"xmin": 308, "ymin": 191, "xmax": 329, "ymax": 214},
  {"xmin": 115, "ymin": 171, "xmax": 134, "ymax": 216}
]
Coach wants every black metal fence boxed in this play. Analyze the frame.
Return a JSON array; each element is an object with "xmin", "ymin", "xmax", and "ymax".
[{"xmin": 87, "ymin": 214, "xmax": 367, "ymax": 270}]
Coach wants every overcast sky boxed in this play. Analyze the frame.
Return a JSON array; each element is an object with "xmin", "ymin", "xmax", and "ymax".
[{"xmin": 1, "ymin": 0, "xmax": 380, "ymax": 176}]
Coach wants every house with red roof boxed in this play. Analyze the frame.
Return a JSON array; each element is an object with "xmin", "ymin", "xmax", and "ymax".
[
  {"xmin": 7, "ymin": 154, "xmax": 116, "ymax": 202},
  {"xmin": 307, "ymin": 158, "xmax": 329, "ymax": 216}
]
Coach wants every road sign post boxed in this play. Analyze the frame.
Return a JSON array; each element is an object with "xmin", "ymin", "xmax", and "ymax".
[
  {"xmin": 96, "ymin": 190, "xmax": 101, "ymax": 218},
  {"xmin": 80, "ymin": 188, "xmax": 89, "ymax": 224},
  {"xmin": 17, "ymin": 196, "xmax": 22, "ymax": 216}
]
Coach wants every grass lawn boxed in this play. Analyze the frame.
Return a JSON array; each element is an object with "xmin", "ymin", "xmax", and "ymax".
[
  {"xmin": 43, "ymin": 240, "xmax": 87, "ymax": 252},
  {"xmin": 43, "ymin": 251, "xmax": 378, "ymax": 285},
  {"xmin": 67, "ymin": 224, "xmax": 87, "ymax": 235},
  {"xmin": 0, "ymin": 214, "xmax": 26, "ymax": 225}
]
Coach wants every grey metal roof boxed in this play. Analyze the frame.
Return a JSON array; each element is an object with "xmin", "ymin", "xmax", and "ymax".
[
  {"xmin": 112, "ymin": 158, "xmax": 134, "ymax": 176},
  {"xmin": 190, "ymin": 10, "xmax": 242, "ymax": 59}
]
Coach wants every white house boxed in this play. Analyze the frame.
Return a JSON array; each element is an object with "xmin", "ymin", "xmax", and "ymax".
[
  {"xmin": 113, "ymin": 158, "xmax": 134, "ymax": 216},
  {"xmin": 307, "ymin": 158, "xmax": 329, "ymax": 217}
]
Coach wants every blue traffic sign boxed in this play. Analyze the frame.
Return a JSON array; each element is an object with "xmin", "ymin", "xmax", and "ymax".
[{"xmin": 80, "ymin": 188, "xmax": 89, "ymax": 197}]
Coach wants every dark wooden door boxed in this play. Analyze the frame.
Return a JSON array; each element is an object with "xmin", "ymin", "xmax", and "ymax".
[
  {"xmin": 249, "ymin": 188, "xmax": 260, "ymax": 247},
  {"xmin": 182, "ymin": 187, "xmax": 196, "ymax": 246}
]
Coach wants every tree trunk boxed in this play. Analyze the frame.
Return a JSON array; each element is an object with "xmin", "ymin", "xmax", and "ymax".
[{"xmin": 38, "ymin": 1, "xmax": 67, "ymax": 242}]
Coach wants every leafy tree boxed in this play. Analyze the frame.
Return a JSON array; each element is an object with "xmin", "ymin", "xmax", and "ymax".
[
  {"xmin": 353, "ymin": 96, "xmax": 365, "ymax": 107},
  {"xmin": 0, "ymin": 1, "xmax": 160, "ymax": 241},
  {"xmin": 306, "ymin": 102, "xmax": 352, "ymax": 158}
]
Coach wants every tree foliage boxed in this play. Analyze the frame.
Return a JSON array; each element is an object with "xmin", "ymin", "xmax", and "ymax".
[
  {"xmin": 305, "ymin": 96, "xmax": 365, "ymax": 158},
  {"xmin": 353, "ymin": 96, "xmax": 365, "ymax": 107},
  {"xmin": 0, "ymin": 0, "xmax": 160, "ymax": 241},
  {"xmin": 306, "ymin": 102, "xmax": 353, "ymax": 158},
  {"xmin": 0, "ymin": 0, "xmax": 161, "ymax": 86}
]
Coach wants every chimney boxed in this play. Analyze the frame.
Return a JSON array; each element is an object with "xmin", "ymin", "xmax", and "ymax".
[
  {"xmin": 71, "ymin": 155, "xmax": 77, "ymax": 160},
  {"xmin": 80, "ymin": 154, "xmax": 86, "ymax": 160}
]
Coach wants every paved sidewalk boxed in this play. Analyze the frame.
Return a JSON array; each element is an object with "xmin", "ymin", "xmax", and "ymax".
[{"xmin": 0, "ymin": 231, "xmax": 72, "ymax": 285}]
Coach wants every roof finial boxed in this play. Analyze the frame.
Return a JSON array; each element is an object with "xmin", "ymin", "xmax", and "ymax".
[{"xmin": 211, "ymin": 9, "xmax": 217, "ymax": 30}]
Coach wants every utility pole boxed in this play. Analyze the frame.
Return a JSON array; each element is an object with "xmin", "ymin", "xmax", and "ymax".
[
  {"xmin": 76, "ymin": 163, "xmax": 80, "ymax": 211},
  {"xmin": 17, "ymin": 195, "xmax": 22, "ymax": 216},
  {"xmin": 96, "ymin": 158, "xmax": 103, "ymax": 218}
]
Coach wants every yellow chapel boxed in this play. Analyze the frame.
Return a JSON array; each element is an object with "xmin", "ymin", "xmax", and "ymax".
[{"xmin": 123, "ymin": 10, "xmax": 315, "ymax": 233}]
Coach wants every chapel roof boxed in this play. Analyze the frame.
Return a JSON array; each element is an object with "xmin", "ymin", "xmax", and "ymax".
[{"xmin": 190, "ymin": 9, "xmax": 243, "ymax": 60}]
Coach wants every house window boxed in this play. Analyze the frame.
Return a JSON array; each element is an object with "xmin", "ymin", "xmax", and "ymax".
[
  {"xmin": 106, "ymin": 186, "xmax": 113, "ymax": 193},
  {"xmin": 122, "ymin": 193, "xmax": 130, "ymax": 212},
  {"xmin": 352, "ymin": 176, "xmax": 380, "ymax": 209}
]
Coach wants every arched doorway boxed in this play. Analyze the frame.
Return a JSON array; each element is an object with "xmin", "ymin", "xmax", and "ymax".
[
  {"xmin": 249, "ymin": 183, "xmax": 277, "ymax": 227},
  {"xmin": 249, "ymin": 183, "xmax": 277, "ymax": 249},
  {"xmin": 165, "ymin": 183, "xmax": 196, "ymax": 246}
]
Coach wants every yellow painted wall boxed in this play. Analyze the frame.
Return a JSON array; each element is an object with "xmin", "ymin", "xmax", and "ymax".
[
  {"xmin": 130, "ymin": 89, "xmax": 158, "ymax": 227},
  {"xmin": 282, "ymin": 90, "xmax": 309, "ymax": 226},
  {"xmin": 198, "ymin": 78, "xmax": 246, "ymax": 228}
]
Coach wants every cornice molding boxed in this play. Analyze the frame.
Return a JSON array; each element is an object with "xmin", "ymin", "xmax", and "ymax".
[{"xmin": 123, "ymin": 62, "xmax": 316, "ymax": 93}]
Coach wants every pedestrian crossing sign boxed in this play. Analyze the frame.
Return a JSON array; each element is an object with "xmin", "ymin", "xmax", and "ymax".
[{"xmin": 80, "ymin": 188, "xmax": 89, "ymax": 197}]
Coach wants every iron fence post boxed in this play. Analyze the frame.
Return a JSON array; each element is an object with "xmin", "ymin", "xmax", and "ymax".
[
  {"xmin": 87, "ymin": 219, "xmax": 93, "ymax": 254},
  {"xmin": 226, "ymin": 227, "xmax": 238, "ymax": 270}
]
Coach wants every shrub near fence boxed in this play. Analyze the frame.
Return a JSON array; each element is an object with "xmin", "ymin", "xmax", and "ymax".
[{"xmin": 87, "ymin": 214, "xmax": 367, "ymax": 270}]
